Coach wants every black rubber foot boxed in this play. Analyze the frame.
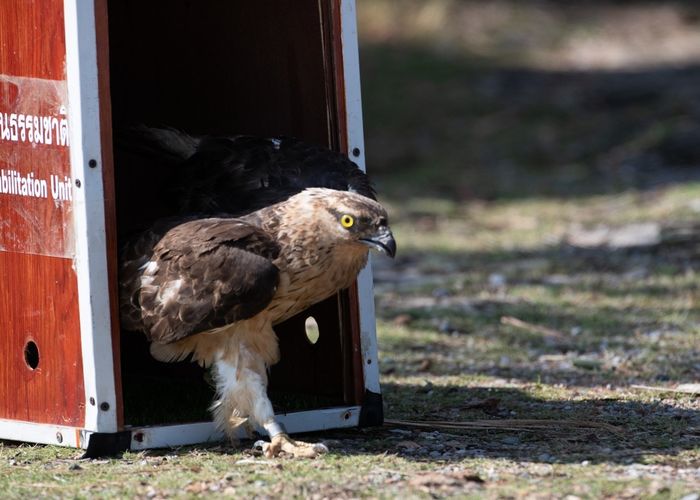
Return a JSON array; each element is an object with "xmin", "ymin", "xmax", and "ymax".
[
  {"xmin": 82, "ymin": 431, "xmax": 131, "ymax": 458},
  {"xmin": 358, "ymin": 389, "xmax": 383, "ymax": 427}
]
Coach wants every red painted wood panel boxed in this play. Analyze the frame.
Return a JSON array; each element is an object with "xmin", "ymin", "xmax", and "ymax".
[
  {"xmin": 0, "ymin": 0, "xmax": 66, "ymax": 80},
  {"xmin": 0, "ymin": 0, "xmax": 85, "ymax": 426},
  {"xmin": 327, "ymin": 0, "xmax": 368, "ymax": 406},
  {"xmin": 95, "ymin": 0, "xmax": 123, "ymax": 428},
  {"xmin": 0, "ymin": 252, "xmax": 84, "ymax": 425}
]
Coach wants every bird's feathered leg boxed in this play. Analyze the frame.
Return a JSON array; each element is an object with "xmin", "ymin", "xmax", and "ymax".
[{"xmin": 210, "ymin": 315, "xmax": 328, "ymax": 458}]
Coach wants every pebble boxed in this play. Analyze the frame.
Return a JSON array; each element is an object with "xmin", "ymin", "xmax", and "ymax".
[
  {"xmin": 388, "ymin": 428, "xmax": 412, "ymax": 435},
  {"xmin": 396, "ymin": 440, "xmax": 421, "ymax": 450},
  {"xmin": 419, "ymin": 431, "xmax": 440, "ymax": 440},
  {"xmin": 432, "ymin": 287, "xmax": 451, "ymax": 298},
  {"xmin": 489, "ymin": 273, "xmax": 507, "ymax": 287},
  {"xmin": 438, "ymin": 319, "xmax": 454, "ymax": 333},
  {"xmin": 680, "ymin": 494, "xmax": 699, "ymax": 500},
  {"xmin": 531, "ymin": 463, "xmax": 554, "ymax": 476}
]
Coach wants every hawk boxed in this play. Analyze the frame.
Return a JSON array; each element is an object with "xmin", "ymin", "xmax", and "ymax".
[{"xmin": 118, "ymin": 129, "xmax": 396, "ymax": 457}]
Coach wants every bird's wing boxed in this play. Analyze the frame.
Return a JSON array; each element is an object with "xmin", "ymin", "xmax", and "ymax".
[
  {"xmin": 173, "ymin": 135, "xmax": 376, "ymax": 213},
  {"xmin": 135, "ymin": 219, "xmax": 280, "ymax": 344},
  {"xmin": 116, "ymin": 127, "xmax": 375, "ymax": 218}
]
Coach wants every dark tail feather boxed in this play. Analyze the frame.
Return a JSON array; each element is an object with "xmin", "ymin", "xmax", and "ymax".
[{"xmin": 115, "ymin": 125, "xmax": 200, "ymax": 164}]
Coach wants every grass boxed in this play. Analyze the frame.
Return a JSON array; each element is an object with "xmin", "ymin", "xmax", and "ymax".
[
  {"xmin": 4, "ymin": 0, "xmax": 700, "ymax": 498},
  {"xmin": 4, "ymin": 181, "xmax": 700, "ymax": 499}
]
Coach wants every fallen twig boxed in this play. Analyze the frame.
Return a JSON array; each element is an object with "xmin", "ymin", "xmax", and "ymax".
[
  {"xmin": 630, "ymin": 384, "xmax": 700, "ymax": 396},
  {"xmin": 385, "ymin": 418, "xmax": 624, "ymax": 435}
]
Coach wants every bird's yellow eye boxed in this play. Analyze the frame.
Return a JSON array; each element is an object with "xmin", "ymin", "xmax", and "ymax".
[{"xmin": 340, "ymin": 214, "xmax": 354, "ymax": 228}]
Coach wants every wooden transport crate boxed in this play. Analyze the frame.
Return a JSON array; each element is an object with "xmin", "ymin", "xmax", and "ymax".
[{"xmin": 0, "ymin": 0, "xmax": 382, "ymax": 456}]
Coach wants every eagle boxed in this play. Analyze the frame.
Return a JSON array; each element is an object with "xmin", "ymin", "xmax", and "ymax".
[{"xmin": 117, "ymin": 128, "xmax": 396, "ymax": 458}]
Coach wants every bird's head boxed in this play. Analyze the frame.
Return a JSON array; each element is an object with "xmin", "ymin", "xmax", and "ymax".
[{"xmin": 291, "ymin": 188, "xmax": 396, "ymax": 258}]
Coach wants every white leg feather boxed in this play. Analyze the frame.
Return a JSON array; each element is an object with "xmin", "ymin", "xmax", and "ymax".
[
  {"xmin": 211, "ymin": 346, "xmax": 277, "ymax": 439},
  {"xmin": 210, "ymin": 317, "xmax": 279, "ymax": 438},
  {"xmin": 210, "ymin": 316, "xmax": 328, "ymax": 458}
]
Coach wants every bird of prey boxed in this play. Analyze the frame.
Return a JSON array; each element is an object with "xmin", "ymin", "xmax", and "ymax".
[{"xmin": 118, "ymin": 129, "xmax": 396, "ymax": 457}]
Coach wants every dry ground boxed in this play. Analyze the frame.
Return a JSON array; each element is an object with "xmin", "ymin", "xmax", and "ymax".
[{"xmin": 3, "ymin": 1, "xmax": 700, "ymax": 498}]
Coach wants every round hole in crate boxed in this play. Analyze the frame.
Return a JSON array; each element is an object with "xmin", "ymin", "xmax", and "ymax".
[
  {"xmin": 24, "ymin": 340, "xmax": 39, "ymax": 370},
  {"xmin": 304, "ymin": 316, "xmax": 320, "ymax": 345}
]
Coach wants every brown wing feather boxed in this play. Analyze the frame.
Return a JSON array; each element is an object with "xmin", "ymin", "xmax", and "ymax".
[{"xmin": 134, "ymin": 219, "xmax": 280, "ymax": 344}]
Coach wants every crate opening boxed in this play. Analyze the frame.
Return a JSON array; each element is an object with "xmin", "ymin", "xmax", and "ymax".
[{"xmin": 106, "ymin": 0, "xmax": 363, "ymax": 428}]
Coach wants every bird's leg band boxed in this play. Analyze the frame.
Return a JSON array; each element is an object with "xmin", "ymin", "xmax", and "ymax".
[{"xmin": 263, "ymin": 421, "xmax": 286, "ymax": 438}]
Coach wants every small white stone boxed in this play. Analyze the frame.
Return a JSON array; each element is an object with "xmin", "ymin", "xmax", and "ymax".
[
  {"xmin": 488, "ymin": 273, "xmax": 507, "ymax": 287},
  {"xmin": 313, "ymin": 443, "xmax": 329, "ymax": 454}
]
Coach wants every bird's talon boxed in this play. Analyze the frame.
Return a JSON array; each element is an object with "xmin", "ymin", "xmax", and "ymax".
[{"xmin": 260, "ymin": 433, "xmax": 328, "ymax": 458}]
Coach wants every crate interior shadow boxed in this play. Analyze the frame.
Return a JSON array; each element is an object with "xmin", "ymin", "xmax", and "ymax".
[{"xmin": 109, "ymin": 0, "xmax": 364, "ymax": 426}]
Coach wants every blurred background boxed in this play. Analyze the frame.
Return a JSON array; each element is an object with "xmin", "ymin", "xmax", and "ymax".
[
  {"xmin": 356, "ymin": 0, "xmax": 700, "ymax": 392},
  {"xmin": 360, "ymin": 0, "xmax": 700, "ymax": 200}
]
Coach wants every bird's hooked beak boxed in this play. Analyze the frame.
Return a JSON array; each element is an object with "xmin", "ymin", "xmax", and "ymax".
[{"xmin": 360, "ymin": 226, "xmax": 397, "ymax": 258}]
